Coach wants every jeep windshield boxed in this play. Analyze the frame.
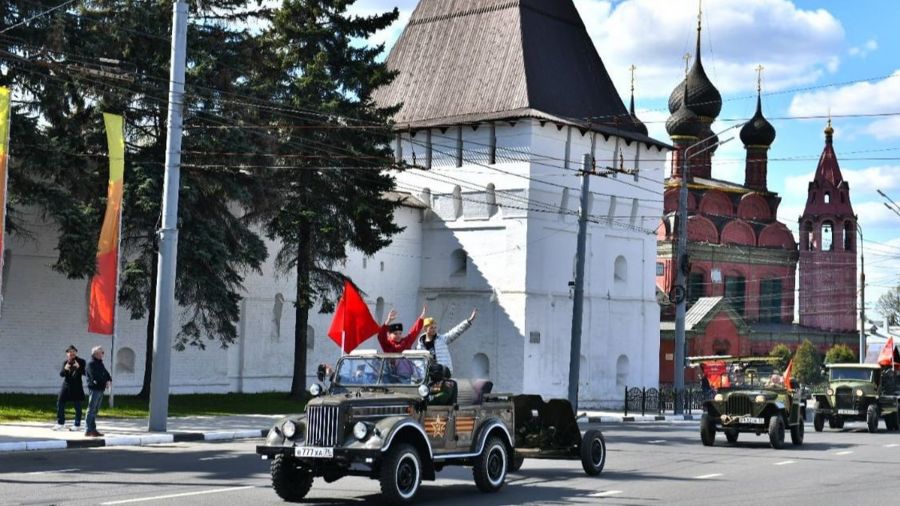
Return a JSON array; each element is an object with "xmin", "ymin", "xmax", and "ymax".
[
  {"xmin": 334, "ymin": 356, "xmax": 427, "ymax": 386},
  {"xmin": 830, "ymin": 368, "xmax": 874, "ymax": 382}
]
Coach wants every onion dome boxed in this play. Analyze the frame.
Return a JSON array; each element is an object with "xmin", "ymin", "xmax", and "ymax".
[
  {"xmin": 628, "ymin": 94, "xmax": 648, "ymax": 136},
  {"xmin": 740, "ymin": 93, "xmax": 776, "ymax": 146},
  {"xmin": 666, "ymin": 91, "xmax": 701, "ymax": 139},
  {"xmin": 667, "ymin": 24, "xmax": 722, "ymax": 119}
]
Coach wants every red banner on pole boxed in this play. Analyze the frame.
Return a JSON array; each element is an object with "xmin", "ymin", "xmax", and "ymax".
[{"xmin": 327, "ymin": 280, "xmax": 379, "ymax": 353}]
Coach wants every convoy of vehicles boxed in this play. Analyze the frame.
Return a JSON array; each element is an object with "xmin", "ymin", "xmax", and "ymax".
[{"xmin": 813, "ymin": 363, "xmax": 900, "ymax": 433}]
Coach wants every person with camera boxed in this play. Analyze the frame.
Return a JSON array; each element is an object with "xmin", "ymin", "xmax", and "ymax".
[
  {"xmin": 84, "ymin": 346, "xmax": 112, "ymax": 437},
  {"xmin": 54, "ymin": 345, "xmax": 86, "ymax": 431}
]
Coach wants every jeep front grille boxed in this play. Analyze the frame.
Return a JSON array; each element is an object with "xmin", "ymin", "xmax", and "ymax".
[
  {"xmin": 835, "ymin": 387, "xmax": 854, "ymax": 410},
  {"xmin": 306, "ymin": 405, "xmax": 341, "ymax": 447},
  {"xmin": 725, "ymin": 394, "xmax": 753, "ymax": 416}
]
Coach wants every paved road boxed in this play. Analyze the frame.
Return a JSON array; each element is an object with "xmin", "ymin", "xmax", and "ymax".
[{"xmin": 2, "ymin": 421, "xmax": 898, "ymax": 505}]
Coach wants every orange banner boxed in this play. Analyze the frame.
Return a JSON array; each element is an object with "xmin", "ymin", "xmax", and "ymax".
[{"xmin": 88, "ymin": 113, "xmax": 124, "ymax": 334}]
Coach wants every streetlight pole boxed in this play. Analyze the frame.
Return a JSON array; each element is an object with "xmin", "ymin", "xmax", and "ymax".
[
  {"xmin": 673, "ymin": 126, "xmax": 739, "ymax": 415},
  {"xmin": 858, "ymin": 222, "xmax": 865, "ymax": 363}
]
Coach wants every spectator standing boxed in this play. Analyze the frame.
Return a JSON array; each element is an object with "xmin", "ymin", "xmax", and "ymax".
[
  {"xmin": 55, "ymin": 345, "xmax": 87, "ymax": 431},
  {"xmin": 85, "ymin": 346, "xmax": 112, "ymax": 437}
]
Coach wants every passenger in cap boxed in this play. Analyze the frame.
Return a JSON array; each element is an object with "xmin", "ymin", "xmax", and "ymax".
[{"xmin": 377, "ymin": 305, "xmax": 427, "ymax": 352}]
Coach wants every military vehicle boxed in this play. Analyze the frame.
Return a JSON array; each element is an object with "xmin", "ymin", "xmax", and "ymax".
[
  {"xmin": 256, "ymin": 349, "xmax": 607, "ymax": 503},
  {"xmin": 696, "ymin": 357, "xmax": 805, "ymax": 449},
  {"xmin": 813, "ymin": 363, "xmax": 900, "ymax": 433}
]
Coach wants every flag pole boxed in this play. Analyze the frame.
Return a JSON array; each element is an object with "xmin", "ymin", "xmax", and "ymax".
[
  {"xmin": 0, "ymin": 87, "xmax": 11, "ymax": 319},
  {"xmin": 109, "ymin": 187, "xmax": 123, "ymax": 408}
]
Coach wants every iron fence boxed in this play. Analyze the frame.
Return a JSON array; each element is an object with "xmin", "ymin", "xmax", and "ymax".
[{"xmin": 624, "ymin": 385, "xmax": 706, "ymax": 416}]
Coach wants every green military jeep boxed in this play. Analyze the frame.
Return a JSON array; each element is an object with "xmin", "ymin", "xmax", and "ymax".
[
  {"xmin": 813, "ymin": 363, "xmax": 900, "ymax": 433},
  {"xmin": 699, "ymin": 357, "xmax": 805, "ymax": 449},
  {"xmin": 256, "ymin": 350, "xmax": 514, "ymax": 504}
]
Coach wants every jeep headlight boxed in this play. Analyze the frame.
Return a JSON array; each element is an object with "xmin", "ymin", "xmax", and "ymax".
[
  {"xmin": 281, "ymin": 420, "xmax": 297, "ymax": 439},
  {"xmin": 755, "ymin": 395, "xmax": 766, "ymax": 403},
  {"xmin": 353, "ymin": 422, "xmax": 369, "ymax": 441},
  {"xmin": 856, "ymin": 389, "xmax": 864, "ymax": 397},
  {"xmin": 309, "ymin": 383, "xmax": 322, "ymax": 396},
  {"xmin": 418, "ymin": 384, "xmax": 430, "ymax": 398},
  {"xmin": 714, "ymin": 394, "xmax": 723, "ymax": 402},
  {"xmin": 826, "ymin": 388, "xmax": 834, "ymax": 396}
]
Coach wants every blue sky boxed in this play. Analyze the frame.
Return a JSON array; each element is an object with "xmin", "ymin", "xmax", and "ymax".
[{"xmin": 351, "ymin": 0, "xmax": 900, "ymax": 322}]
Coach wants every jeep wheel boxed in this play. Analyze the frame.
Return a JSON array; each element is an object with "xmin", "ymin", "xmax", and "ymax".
[
  {"xmin": 834, "ymin": 417, "xmax": 844, "ymax": 429},
  {"xmin": 580, "ymin": 429, "xmax": 606, "ymax": 476},
  {"xmin": 473, "ymin": 435, "xmax": 508, "ymax": 492},
  {"xmin": 380, "ymin": 443, "xmax": 422, "ymax": 504},
  {"xmin": 724, "ymin": 429, "xmax": 739, "ymax": 443},
  {"xmin": 700, "ymin": 413, "xmax": 716, "ymax": 446},
  {"xmin": 271, "ymin": 455, "xmax": 313, "ymax": 502},
  {"xmin": 866, "ymin": 404, "xmax": 879, "ymax": 433},
  {"xmin": 790, "ymin": 420, "xmax": 805, "ymax": 445},
  {"xmin": 813, "ymin": 413, "xmax": 825, "ymax": 432},
  {"xmin": 509, "ymin": 455, "xmax": 525, "ymax": 472},
  {"xmin": 768, "ymin": 416, "xmax": 785, "ymax": 449}
]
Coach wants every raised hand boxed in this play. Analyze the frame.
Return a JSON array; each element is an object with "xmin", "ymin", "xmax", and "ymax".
[
  {"xmin": 419, "ymin": 304, "xmax": 428, "ymax": 320},
  {"xmin": 385, "ymin": 309, "xmax": 398, "ymax": 325},
  {"xmin": 468, "ymin": 307, "xmax": 478, "ymax": 323}
]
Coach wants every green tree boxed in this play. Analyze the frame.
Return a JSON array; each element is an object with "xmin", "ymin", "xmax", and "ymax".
[
  {"xmin": 257, "ymin": 0, "xmax": 402, "ymax": 398},
  {"xmin": 0, "ymin": 1, "xmax": 270, "ymax": 397},
  {"xmin": 769, "ymin": 343, "xmax": 792, "ymax": 371},
  {"xmin": 824, "ymin": 344, "xmax": 856, "ymax": 364},
  {"xmin": 792, "ymin": 339, "xmax": 823, "ymax": 385},
  {"xmin": 876, "ymin": 286, "xmax": 900, "ymax": 327}
]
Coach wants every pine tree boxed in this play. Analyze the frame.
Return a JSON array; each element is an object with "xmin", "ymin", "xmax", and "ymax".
[
  {"xmin": 793, "ymin": 339, "xmax": 823, "ymax": 385},
  {"xmin": 769, "ymin": 343, "xmax": 792, "ymax": 371},
  {"xmin": 824, "ymin": 344, "xmax": 856, "ymax": 364},
  {"xmin": 0, "ymin": 1, "xmax": 270, "ymax": 397},
  {"xmin": 256, "ymin": 0, "xmax": 402, "ymax": 398}
]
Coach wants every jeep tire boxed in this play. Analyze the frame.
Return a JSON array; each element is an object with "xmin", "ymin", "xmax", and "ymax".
[
  {"xmin": 866, "ymin": 404, "xmax": 879, "ymax": 433},
  {"xmin": 380, "ymin": 443, "xmax": 422, "ymax": 504},
  {"xmin": 700, "ymin": 413, "xmax": 716, "ymax": 446},
  {"xmin": 790, "ymin": 419, "xmax": 804, "ymax": 445},
  {"xmin": 271, "ymin": 455, "xmax": 313, "ymax": 502},
  {"xmin": 768, "ymin": 416, "xmax": 785, "ymax": 449},
  {"xmin": 725, "ymin": 428, "xmax": 739, "ymax": 443},
  {"xmin": 509, "ymin": 455, "xmax": 525, "ymax": 472},
  {"xmin": 473, "ymin": 435, "xmax": 508, "ymax": 492},
  {"xmin": 580, "ymin": 429, "xmax": 607, "ymax": 476},
  {"xmin": 813, "ymin": 412, "xmax": 825, "ymax": 432}
]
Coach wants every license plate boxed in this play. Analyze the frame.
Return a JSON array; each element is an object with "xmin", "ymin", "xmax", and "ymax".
[
  {"xmin": 739, "ymin": 417, "xmax": 764, "ymax": 424},
  {"xmin": 294, "ymin": 446, "xmax": 334, "ymax": 458},
  {"xmin": 837, "ymin": 409, "xmax": 857, "ymax": 415}
]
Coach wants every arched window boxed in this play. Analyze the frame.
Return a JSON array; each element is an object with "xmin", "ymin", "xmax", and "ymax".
[
  {"xmin": 452, "ymin": 185, "xmax": 462, "ymax": 219},
  {"xmin": 822, "ymin": 221, "xmax": 834, "ymax": 251},
  {"xmin": 724, "ymin": 275, "xmax": 746, "ymax": 316},
  {"xmin": 272, "ymin": 293, "xmax": 285, "ymax": 340},
  {"xmin": 451, "ymin": 248, "xmax": 467, "ymax": 276},
  {"xmin": 688, "ymin": 271, "xmax": 705, "ymax": 305},
  {"xmin": 843, "ymin": 222, "xmax": 854, "ymax": 251},
  {"xmin": 116, "ymin": 347, "xmax": 136, "ymax": 374},
  {"xmin": 614, "ymin": 255, "xmax": 627, "ymax": 284},
  {"xmin": 616, "ymin": 355, "xmax": 629, "ymax": 387},
  {"xmin": 486, "ymin": 183, "xmax": 498, "ymax": 217},
  {"xmin": 801, "ymin": 221, "xmax": 813, "ymax": 251},
  {"xmin": 824, "ymin": 192, "xmax": 831, "ymax": 204},
  {"xmin": 473, "ymin": 353, "xmax": 490, "ymax": 378},
  {"xmin": 375, "ymin": 297, "xmax": 385, "ymax": 323}
]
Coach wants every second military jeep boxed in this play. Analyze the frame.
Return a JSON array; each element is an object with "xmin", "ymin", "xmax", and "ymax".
[
  {"xmin": 813, "ymin": 363, "xmax": 900, "ymax": 433},
  {"xmin": 698, "ymin": 357, "xmax": 805, "ymax": 449},
  {"xmin": 256, "ymin": 350, "xmax": 514, "ymax": 504}
]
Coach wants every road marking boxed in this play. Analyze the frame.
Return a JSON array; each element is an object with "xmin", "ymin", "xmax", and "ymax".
[
  {"xmin": 99, "ymin": 486, "xmax": 255, "ymax": 505},
  {"xmin": 26, "ymin": 468, "xmax": 78, "ymax": 475},
  {"xmin": 589, "ymin": 490, "xmax": 623, "ymax": 497},
  {"xmin": 694, "ymin": 473, "xmax": 723, "ymax": 479},
  {"xmin": 198, "ymin": 455, "xmax": 240, "ymax": 461},
  {"xmin": 774, "ymin": 460, "xmax": 795, "ymax": 466},
  {"xmin": 647, "ymin": 440, "xmax": 666, "ymax": 444},
  {"xmin": 835, "ymin": 451, "xmax": 854, "ymax": 455},
  {"xmin": 885, "ymin": 444, "xmax": 899, "ymax": 448}
]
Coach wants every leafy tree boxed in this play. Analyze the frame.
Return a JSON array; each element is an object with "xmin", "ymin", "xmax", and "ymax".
[
  {"xmin": 824, "ymin": 344, "xmax": 856, "ymax": 364},
  {"xmin": 792, "ymin": 339, "xmax": 823, "ymax": 385},
  {"xmin": 0, "ymin": 1, "xmax": 270, "ymax": 397},
  {"xmin": 769, "ymin": 343, "xmax": 792, "ymax": 371},
  {"xmin": 257, "ymin": 0, "xmax": 402, "ymax": 398},
  {"xmin": 876, "ymin": 286, "xmax": 900, "ymax": 327}
]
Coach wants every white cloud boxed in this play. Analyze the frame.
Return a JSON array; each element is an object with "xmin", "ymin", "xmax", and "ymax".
[
  {"xmin": 848, "ymin": 39, "xmax": 878, "ymax": 58},
  {"xmin": 575, "ymin": 0, "xmax": 845, "ymax": 99}
]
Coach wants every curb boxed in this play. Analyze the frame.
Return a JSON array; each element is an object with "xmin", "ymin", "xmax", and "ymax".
[{"xmin": 0, "ymin": 429, "xmax": 269, "ymax": 453}]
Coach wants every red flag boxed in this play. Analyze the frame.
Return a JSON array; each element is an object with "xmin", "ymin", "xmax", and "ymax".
[
  {"xmin": 783, "ymin": 359, "xmax": 793, "ymax": 391},
  {"xmin": 877, "ymin": 337, "xmax": 895, "ymax": 367},
  {"xmin": 701, "ymin": 361, "xmax": 727, "ymax": 389},
  {"xmin": 327, "ymin": 281, "xmax": 379, "ymax": 353}
]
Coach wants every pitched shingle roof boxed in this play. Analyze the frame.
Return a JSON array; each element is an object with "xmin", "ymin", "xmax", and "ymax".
[{"xmin": 374, "ymin": 0, "xmax": 664, "ymax": 146}]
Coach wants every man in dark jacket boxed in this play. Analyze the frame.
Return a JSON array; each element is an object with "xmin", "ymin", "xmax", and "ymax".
[
  {"xmin": 85, "ymin": 346, "xmax": 112, "ymax": 437},
  {"xmin": 55, "ymin": 345, "xmax": 86, "ymax": 431}
]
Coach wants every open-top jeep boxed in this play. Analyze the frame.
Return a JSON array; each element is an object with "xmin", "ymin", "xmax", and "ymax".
[
  {"xmin": 697, "ymin": 357, "xmax": 805, "ymax": 449},
  {"xmin": 257, "ymin": 350, "xmax": 514, "ymax": 503},
  {"xmin": 813, "ymin": 363, "xmax": 900, "ymax": 433}
]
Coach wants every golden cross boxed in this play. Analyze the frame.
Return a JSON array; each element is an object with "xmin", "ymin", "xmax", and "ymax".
[
  {"xmin": 697, "ymin": 0, "xmax": 703, "ymax": 32},
  {"xmin": 755, "ymin": 64, "xmax": 764, "ymax": 93}
]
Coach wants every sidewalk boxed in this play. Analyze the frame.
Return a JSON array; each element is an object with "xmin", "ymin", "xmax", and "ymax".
[{"xmin": 0, "ymin": 411, "xmax": 696, "ymax": 453}]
